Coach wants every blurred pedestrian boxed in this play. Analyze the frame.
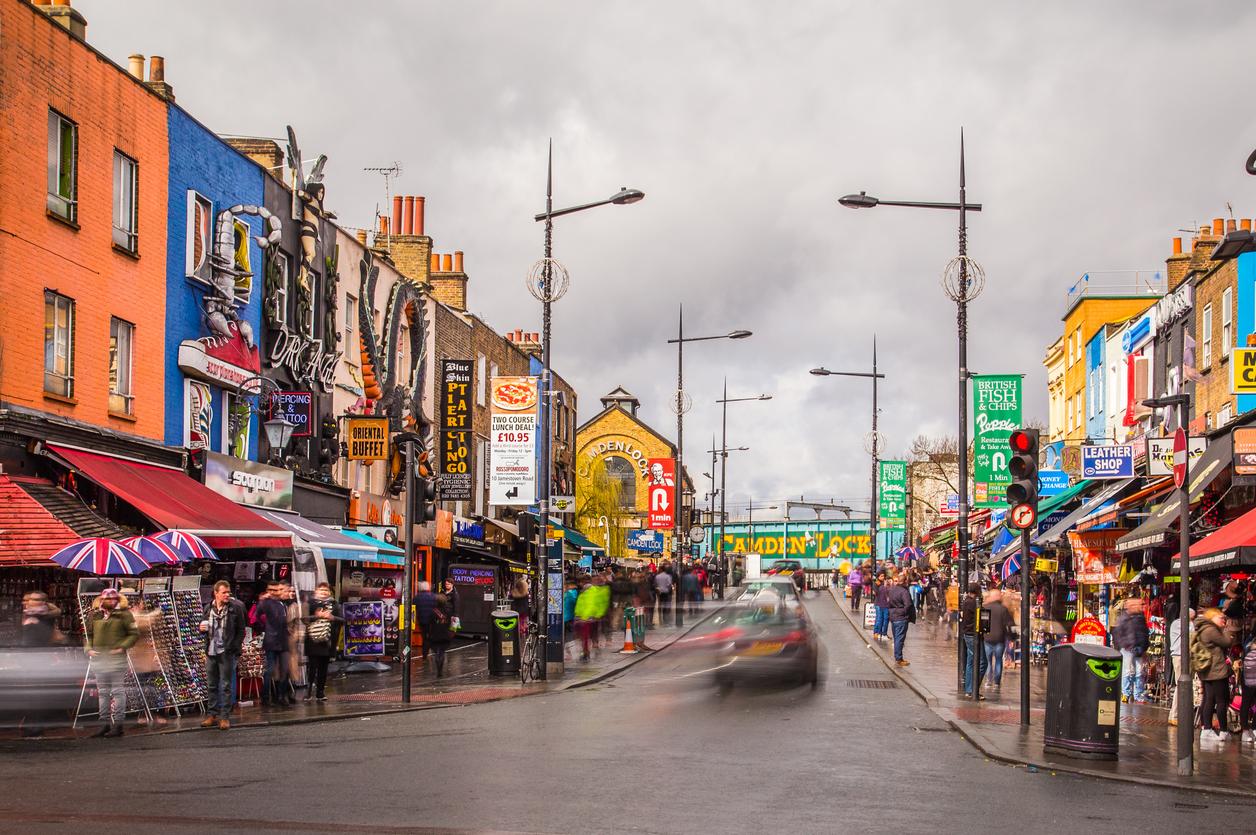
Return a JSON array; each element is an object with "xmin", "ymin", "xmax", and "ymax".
[
  {"xmin": 510, "ymin": 577, "xmax": 531, "ymax": 633},
  {"xmin": 1112, "ymin": 597, "xmax": 1150, "ymax": 704},
  {"xmin": 1167, "ymin": 605, "xmax": 1194, "ymax": 727},
  {"xmin": 18, "ymin": 591, "xmax": 63, "ymax": 736},
  {"xmin": 282, "ymin": 583, "xmax": 303, "ymax": 704},
  {"xmin": 634, "ymin": 570, "xmax": 656, "ymax": 631},
  {"xmin": 872, "ymin": 572, "xmax": 891, "ymax": 642},
  {"xmin": 303, "ymin": 581, "xmax": 342, "ymax": 702},
  {"xmin": 654, "ymin": 564, "xmax": 674, "ymax": 627},
  {"xmin": 886, "ymin": 574, "xmax": 914, "ymax": 666},
  {"xmin": 428, "ymin": 594, "xmax": 454, "ymax": 677},
  {"xmin": 250, "ymin": 582, "xmax": 291, "ymax": 707},
  {"xmin": 575, "ymin": 575, "xmax": 611, "ymax": 661},
  {"xmin": 711, "ymin": 561, "xmax": 725, "ymax": 600},
  {"xmin": 441, "ymin": 579, "xmax": 460, "ymax": 622},
  {"xmin": 847, "ymin": 566, "xmax": 864, "ymax": 612},
  {"xmin": 416, "ymin": 581, "xmax": 438, "ymax": 660},
  {"xmin": 982, "ymin": 589, "xmax": 1012, "ymax": 691},
  {"xmin": 960, "ymin": 583, "xmax": 987, "ymax": 698},
  {"xmin": 199, "ymin": 580, "xmax": 245, "ymax": 730},
  {"xmin": 87, "ymin": 588, "xmax": 137, "ymax": 737},
  {"xmin": 681, "ymin": 566, "xmax": 701, "ymax": 618}
]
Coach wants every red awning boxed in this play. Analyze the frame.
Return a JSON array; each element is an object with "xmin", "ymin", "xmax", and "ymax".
[
  {"xmin": 47, "ymin": 444, "xmax": 290, "ymax": 550},
  {"xmin": 0, "ymin": 474, "xmax": 81, "ymax": 566},
  {"xmin": 1171, "ymin": 504, "xmax": 1256, "ymax": 572}
]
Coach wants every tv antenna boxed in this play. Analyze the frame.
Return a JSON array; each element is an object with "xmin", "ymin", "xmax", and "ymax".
[{"xmin": 364, "ymin": 162, "xmax": 403, "ymax": 247}]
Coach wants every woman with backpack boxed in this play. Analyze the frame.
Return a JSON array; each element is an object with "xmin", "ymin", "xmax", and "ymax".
[
  {"xmin": 1193, "ymin": 607, "xmax": 1237, "ymax": 742},
  {"xmin": 302, "ymin": 582, "xmax": 342, "ymax": 702}
]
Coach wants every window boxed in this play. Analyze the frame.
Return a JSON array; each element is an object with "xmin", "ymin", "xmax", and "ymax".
[
  {"xmin": 232, "ymin": 219, "xmax": 253, "ymax": 304},
  {"xmin": 344, "ymin": 295, "xmax": 357, "ymax": 361},
  {"xmin": 273, "ymin": 253, "xmax": 290, "ymax": 327},
  {"xmin": 1219, "ymin": 403, "xmax": 1234, "ymax": 427},
  {"xmin": 47, "ymin": 110, "xmax": 77, "ymax": 221},
  {"xmin": 43, "ymin": 291, "xmax": 74, "ymax": 398},
  {"xmin": 108, "ymin": 317, "xmax": 133, "ymax": 414},
  {"xmin": 476, "ymin": 354, "xmax": 487, "ymax": 406},
  {"xmin": 1223, "ymin": 287, "xmax": 1233, "ymax": 358},
  {"xmin": 186, "ymin": 192, "xmax": 212, "ymax": 281},
  {"xmin": 112, "ymin": 151, "xmax": 138, "ymax": 252},
  {"xmin": 1202, "ymin": 304, "xmax": 1213, "ymax": 369},
  {"xmin": 1067, "ymin": 333, "xmax": 1074, "ymax": 365},
  {"xmin": 604, "ymin": 456, "xmax": 637, "ymax": 509},
  {"xmin": 1066, "ymin": 398, "xmax": 1074, "ymax": 431}
]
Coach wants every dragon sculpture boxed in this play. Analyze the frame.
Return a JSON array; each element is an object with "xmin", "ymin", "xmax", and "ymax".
[{"xmin": 357, "ymin": 245, "xmax": 430, "ymax": 443}]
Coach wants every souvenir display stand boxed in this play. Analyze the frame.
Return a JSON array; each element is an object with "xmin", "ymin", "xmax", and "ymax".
[
  {"xmin": 72, "ymin": 578, "xmax": 153, "ymax": 727},
  {"xmin": 141, "ymin": 576, "xmax": 208, "ymax": 711},
  {"xmin": 167, "ymin": 575, "xmax": 210, "ymax": 705}
]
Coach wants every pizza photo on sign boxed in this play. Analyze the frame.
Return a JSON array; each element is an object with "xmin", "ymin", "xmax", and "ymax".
[{"xmin": 491, "ymin": 379, "xmax": 538, "ymax": 411}]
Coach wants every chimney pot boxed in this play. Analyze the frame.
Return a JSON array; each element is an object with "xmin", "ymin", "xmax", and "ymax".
[
  {"xmin": 1213, "ymin": 218, "xmax": 1225, "ymax": 235},
  {"xmin": 391, "ymin": 196, "xmax": 403, "ymax": 235},
  {"xmin": 441, "ymin": 254, "xmax": 453, "ymax": 272},
  {"xmin": 148, "ymin": 55, "xmax": 165, "ymax": 82},
  {"xmin": 1172, "ymin": 237, "xmax": 1182, "ymax": 255},
  {"xmin": 414, "ymin": 196, "xmax": 425, "ymax": 236},
  {"xmin": 454, "ymin": 251, "xmax": 464, "ymax": 272},
  {"xmin": 127, "ymin": 54, "xmax": 145, "ymax": 79},
  {"xmin": 402, "ymin": 196, "xmax": 414, "ymax": 236},
  {"xmin": 515, "ymin": 329, "xmax": 523, "ymax": 341},
  {"xmin": 1227, "ymin": 218, "xmax": 1238, "ymax": 233},
  {"xmin": 1245, "ymin": 219, "xmax": 1254, "ymax": 233},
  {"xmin": 380, "ymin": 216, "xmax": 389, "ymax": 236},
  {"xmin": 355, "ymin": 229, "xmax": 368, "ymax": 245},
  {"xmin": 430, "ymin": 253, "xmax": 440, "ymax": 272}
]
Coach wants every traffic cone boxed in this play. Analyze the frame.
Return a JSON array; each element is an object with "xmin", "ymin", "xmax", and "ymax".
[{"xmin": 618, "ymin": 618, "xmax": 638, "ymax": 654}]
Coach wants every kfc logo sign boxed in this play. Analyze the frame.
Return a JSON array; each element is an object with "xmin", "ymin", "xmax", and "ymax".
[{"xmin": 647, "ymin": 458, "xmax": 676, "ymax": 530}]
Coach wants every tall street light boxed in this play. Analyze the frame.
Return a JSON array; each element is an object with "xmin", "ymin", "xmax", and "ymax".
[
  {"xmin": 532, "ymin": 141, "xmax": 643, "ymax": 678},
  {"xmin": 667, "ymin": 312, "xmax": 752, "ymax": 608},
  {"xmin": 706, "ymin": 443, "xmax": 749, "ymax": 589},
  {"xmin": 840, "ymin": 130, "xmax": 984, "ymax": 694},
  {"xmin": 812, "ymin": 336, "xmax": 886, "ymax": 572},
  {"xmin": 715, "ymin": 380, "xmax": 771, "ymax": 582}
]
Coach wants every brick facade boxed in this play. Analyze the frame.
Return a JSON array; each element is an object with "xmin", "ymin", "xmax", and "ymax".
[{"xmin": 1186, "ymin": 220, "xmax": 1238, "ymax": 431}]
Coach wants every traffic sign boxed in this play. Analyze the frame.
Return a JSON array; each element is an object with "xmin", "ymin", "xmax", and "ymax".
[
  {"xmin": 1009, "ymin": 503, "xmax": 1037, "ymax": 530},
  {"xmin": 1173, "ymin": 428, "xmax": 1187, "ymax": 489}
]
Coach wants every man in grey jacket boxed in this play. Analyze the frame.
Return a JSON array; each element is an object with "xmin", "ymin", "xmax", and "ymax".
[{"xmin": 886, "ymin": 576, "xmax": 915, "ymax": 667}]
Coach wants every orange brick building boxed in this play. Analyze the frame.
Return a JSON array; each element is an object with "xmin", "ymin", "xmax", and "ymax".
[{"xmin": 0, "ymin": 0, "xmax": 169, "ymax": 440}]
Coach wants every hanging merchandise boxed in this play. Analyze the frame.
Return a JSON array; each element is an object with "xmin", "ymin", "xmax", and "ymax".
[{"xmin": 141, "ymin": 576, "xmax": 208, "ymax": 709}]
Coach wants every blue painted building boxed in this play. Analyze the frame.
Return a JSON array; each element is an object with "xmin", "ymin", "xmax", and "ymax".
[
  {"xmin": 1238, "ymin": 251, "xmax": 1256, "ymax": 416},
  {"xmin": 164, "ymin": 106, "xmax": 267, "ymax": 459},
  {"xmin": 1085, "ymin": 330, "xmax": 1106, "ymax": 441}
]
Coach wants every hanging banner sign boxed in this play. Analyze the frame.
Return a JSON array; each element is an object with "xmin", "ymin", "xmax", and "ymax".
[
  {"xmin": 269, "ymin": 391, "xmax": 313, "ymax": 437},
  {"xmin": 941, "ymin": 494, "xmax": 959, "ymax": 516},
  {"xmin": 1232, "ymin": 348, "xmax": 1256, "ymax": 394},
  {"xmin": 1038, "ymin": 470, "xmax": 1070, "ymax": 496},
  {"xmin": 877, "ymin": 460, "xmax": 908, "ymax": 530},
  {"xmin": 627, "ymin": 529, "xmax": 664, "ymax": 553},
  {"xmin": 1147, "ymin": 436, "xmax": 1207, "ymax": 476},
  {"xmin": 1068, "ymin": 529, "xmax": 1125, "ymax": 585},
  {"xmin": 647, "ymin": 458, "xmax": 676, "ymax": 530},
  {"xmin": 972, "ymin": 374, "xmax": 1022, "ymax": 507},
  {"xmin": 488, "ymin": 376, "xmax": 539, "ymax": 506},
  {"xmin": 1235, "ymin": 427, "xmax": 1256, "ymax": 476},
  {"xmin": 441, "ymin": 359, "xmax": 474, "ymax": 501},
  {"xmin": 1080, "ymin": 444, "xmax": 1135, "ymax": 479},
  {"xmin": 345, "ymin": 416, "xmax": 390, "ymax": 461}
]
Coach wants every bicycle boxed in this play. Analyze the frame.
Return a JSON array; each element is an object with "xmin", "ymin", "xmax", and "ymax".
[{"xmin": 519, "ymin": 620, "xmax": 543, "ymax": 685}]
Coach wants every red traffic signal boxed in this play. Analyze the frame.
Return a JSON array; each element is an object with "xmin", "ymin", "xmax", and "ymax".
[{"xmin": 1009, "ymin": 430, "xmax": 1034, "ymax": 453}]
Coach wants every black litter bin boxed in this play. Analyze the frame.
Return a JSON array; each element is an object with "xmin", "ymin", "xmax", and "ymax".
[
  {"xmin": 488, "ymin": 608, "xmax": 520, "ymax": 676},
  {"xmin": 1043, "ymin": 642, "xmax": 1122, "ymax": 760}
]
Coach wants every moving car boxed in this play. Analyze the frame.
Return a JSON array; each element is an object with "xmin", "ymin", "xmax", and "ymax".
[
  {"xmin": 711, "ymin": 590, "xmax": 820, "ymax": 692},
  {"xmin": 736, "ymin": 576, "xmax": 801, "ymax": 604},
  {"xmin": 0, "ymin": 644, "xmax": 88, "ymax": 728},
  {"xmin": 765, "ymin": 559, "xmax": 802, "ymax": 576}
]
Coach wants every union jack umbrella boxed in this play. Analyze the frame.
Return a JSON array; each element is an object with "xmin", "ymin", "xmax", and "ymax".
[
  {"xmin": 49, "ymin": 538, "xmax": 151, "ymax": 575},
  {"xmin": 121, "ymin": 535, "xmax": 184, "ymax": 565},
  {"xmin": 1000, "ymin": 551, "xmax": 1021, "ymax": 583},
  {"xmin": 152, "ymin": 530, "xmax": 218, "ymax": 562}
]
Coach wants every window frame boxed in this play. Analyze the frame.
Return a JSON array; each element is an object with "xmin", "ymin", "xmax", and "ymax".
[
  {"xmin": 43, "ymin": 290, "xmax": 75, "ymax": 398},
  {"xmin": 344, "ymin": 295, "xmax": 357, "ymax": 364},
  {"xmin": 108, "ymin": 316, "xmax": 134, "ymax": 415},
  {"xmin": 1202, "ymin": 304, "xmax": 1213, "ymax": 369},
  {"xmin": 274, "ymin": 252, "xmax": 291, "ymax": 329},
  {"xmin": 47, "ymin": 109, "xmax": 77, "ymax": 222},
  {"xmin": 186, "ymin": 191, "xmax": 213, "ymax": 282},
  {"xmin": 111, "ymin": 150, "xmax": 139, "ymax": 252},
  {"xmin": 1222, "ymin": 287, "xmax": 1233, "ymax": 358}
]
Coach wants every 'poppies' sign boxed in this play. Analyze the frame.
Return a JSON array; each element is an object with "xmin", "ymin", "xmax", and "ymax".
[
  {"xmin": 972, "ymin": 375, "xmax": 1022, "ymax": 507},
  {"xmin": 877, "ymin": 460, "xmax": 907, "ymax": 530}
]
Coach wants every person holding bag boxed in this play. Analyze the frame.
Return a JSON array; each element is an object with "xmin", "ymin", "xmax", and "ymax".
[{"xmin": 302, "ymin": 582, "xmax": 342, "ymax": 702}]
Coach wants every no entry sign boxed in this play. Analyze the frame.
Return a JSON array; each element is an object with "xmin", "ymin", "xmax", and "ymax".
[{"xmin": 1173, "ymin": 428, "xmax": 1187, "ymax": 489}]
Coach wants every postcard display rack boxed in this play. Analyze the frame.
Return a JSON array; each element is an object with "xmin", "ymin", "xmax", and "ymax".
[
  {"xmin": 142, "ymin": 576, "xmax": 209, "ymax": 710},
  {"xmin": 74, "ymin": 580, "xmax": 153, "ymax": 726}
]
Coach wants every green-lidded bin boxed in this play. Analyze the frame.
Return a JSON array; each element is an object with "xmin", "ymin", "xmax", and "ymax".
[{"xmin": 1043, "ymin": 642, "xmax": 1122, "ymax": 760}]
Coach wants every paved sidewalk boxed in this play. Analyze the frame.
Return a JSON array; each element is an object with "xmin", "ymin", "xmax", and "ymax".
[
  {"xmin": 827, "ymin": 587, "xmax": 1256, "ymax": 797},
  {"xmin": 10, "ymin": 598, "xmax": 728, "ymax": 740}
]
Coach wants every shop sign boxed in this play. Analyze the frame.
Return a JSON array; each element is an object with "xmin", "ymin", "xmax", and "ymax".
[
  {"xmin": 1153, "ymin": 282, "xmax": 1192, "ymax": 333},
  {"xmin": 1038, "ymin": 470, "xmax": 1070, "ymax": 496},
  {"xmin": 877, "ymin": 460, "xmax": 908, "ymax": 530},
  {"xmin": 177, "ymin": 338, "xmax": 261, "ymax": 391},
  {"xmin": 203, "ymin": 450, "xmax": 293, "ymax": 509},
  {"xmin": 1061, "ymin": 445, "xmax": 1083, "ymax": 477},
  {"xmin": 350, "ymin": 491, "xmax": 398, "ymax": 527},
  {"xmin": 1234, "ymin": 427, "xmax": 1256, "ymax": 476},
  {"xmin": 583, "ymin": 438, "xmax": 651, "ymax": 476},
  {"xmin": 1147, "ymin": 436, "xmax": 1207, "ymax": 476},
  {"xmin": 1068, "ymin": 529, "xmax": 1125, "ymax": 584},
  {"xmin": 550, "ymin": 496, "xmax": 576, "ymax": 513},
  {"xmin": 1070, "ymin": 616, "xmax": 1108, "ymax": 646},
  {"xmin": 627, "ymin": 529, "xmax": 664, "ymax": 553},
  {"xmin": 345, "ymin": 416, "xmax": 390, "ymax": 461},
  {"xmin": 434, "ymin": 509, "xmax": 454, "ymax": 550},
  {"xmin": 1081, "ymin": 444, "xmax": 1134, "ymax": 479},
  {"xmin": 1037, "ymin": 509, "xmax": 1069, "ymax": 536},
  {"xmin": 1034, "ymin": 557, "xmax": 1059, "ymax": 573},
  {"xmin": 647, "ymin": 458, "xmax": 676, "ymax": 530},
  {"xmin": 452, "ymin": 515, "xmax": 485, "ymax": 548},
  {"xmin": 342, "ymin": 601, "xmax": 385, "ymax": 657},
  {"xmin": 1234, "ymin": 349, "xmax": 1256, "ymax": 394},
  {"xmin": 269, "ymin": 391, "xmax": 313, "ymax": 437},
  {"xmin": 450, "ymin": 565, "xmax": 496, "ymax": 586},
  {"xmin": 268, "ymin": 328, "xmax": 340, "ymax": 393},
  {"xmin": 972, "ymin": 374, "xmax": 1022, "ymax": 507},
  {"xmin": 440, "ymin": 360, "xmax": 473, "ymax": 501},
  {"xmin": 488, "ymin": 376, "xmax": 539, "ymax": 506}
]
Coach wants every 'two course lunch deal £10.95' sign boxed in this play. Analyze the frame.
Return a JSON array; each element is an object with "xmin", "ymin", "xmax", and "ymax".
[
  {"xmin": 972, "ymin": 374, "xmax": 1021, "ymax": 507},
  {"xmin": 488, "ymin": 376, "xmax": 539, "ymax": 506}
]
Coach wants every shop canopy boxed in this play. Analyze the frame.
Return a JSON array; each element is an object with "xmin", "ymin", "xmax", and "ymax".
[
  {"xmin": 1035, "ymin": 478, "xmax": 1136, "ymax": 546},
  {"xmin": 1170, "ymin": 504, "xmax": 1256, "ymax": 573},
  {"xmin": 47, "ymin": 444, "xmax": 289, "ymax": 550},
  {"xmin": 251, "ymin": 508, "xmax": 376, "ymax": 562},
  {"xmin": 1116, "ymin": 433, "xmax": 1233, "ymax": 553},
  {"xmin": 981, "ymin": 479, "xmax": 1093, "ymax": 552},
  {"xmin": 0, "ymin": 473, "xmax": 85, "ymax": 566},
  {"xmin": 523, "ymin": 513, "xmax": 607, "ymax": 558},
  {"xmin": 335, "ymin": 528, "xmax": 405, "ymax": 566}
]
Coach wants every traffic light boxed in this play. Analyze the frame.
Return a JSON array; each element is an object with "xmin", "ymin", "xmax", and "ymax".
[
  {"xmin": 414, "ymin": 476, "xmax": 438, "ymax": 523},
  {"xmin": 1006, "ymin": 428, "xmax": 1039, "ymax": 509}
]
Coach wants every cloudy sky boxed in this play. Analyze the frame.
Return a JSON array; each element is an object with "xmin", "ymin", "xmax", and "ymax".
[{"xmin": 82, "ymin": 0, "xmax": 1256, "ymax": 518}]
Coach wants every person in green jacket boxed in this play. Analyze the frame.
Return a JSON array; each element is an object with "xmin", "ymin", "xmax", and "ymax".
[
  {"xmin": 87, "ymin": 588, "xmax": 139, "ymax": 737},
  {"xmin": 574, "ymin": 576, "xmax": 612, "ymax": 661}
]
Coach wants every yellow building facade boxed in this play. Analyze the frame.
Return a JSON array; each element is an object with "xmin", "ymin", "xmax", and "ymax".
[{"xmin": 574, "ymin": 388, "xmax": 682, "ymax": 560}]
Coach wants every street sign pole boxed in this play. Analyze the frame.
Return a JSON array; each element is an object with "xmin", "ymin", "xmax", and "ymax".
[
  {"xmin": 1020, "ymin": 526, "xmax": 1031, "ymax": 726},
  {"xmin": 1176, "ymin": 423, "xmax": 1192, "ymax": 775}
]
